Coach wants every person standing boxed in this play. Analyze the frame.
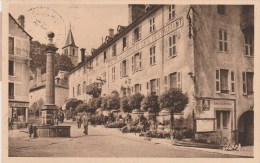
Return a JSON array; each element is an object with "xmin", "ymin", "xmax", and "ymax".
[
  {"xmin": 76, "ymin": 114, "xmax": 82, "ymax": 129},
  {"xmin": 28, "ymin": 122, "xmax": 34, "ymax": 138},
  {"xmin": 82, "ymin": 113, "xmax": 89, "ymax": 135}
]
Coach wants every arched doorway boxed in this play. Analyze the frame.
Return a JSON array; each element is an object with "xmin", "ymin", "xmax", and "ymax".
[{"xmin": 238, "ymin": 110, "xmax": 254, "ymax": 146}]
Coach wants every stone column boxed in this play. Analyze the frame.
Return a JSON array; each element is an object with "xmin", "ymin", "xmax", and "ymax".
[{"xmin": 41, "ymin": 32, "xmax": 58, "ymax": 126}]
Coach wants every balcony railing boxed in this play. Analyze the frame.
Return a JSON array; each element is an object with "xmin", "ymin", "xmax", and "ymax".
[{"xmin": 240, "ymin": 12, "xmax": 254, "ymax": 31}]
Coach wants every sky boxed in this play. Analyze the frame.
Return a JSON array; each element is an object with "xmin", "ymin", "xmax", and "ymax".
[{"xmin": 10, "ymin": 4, "xmax": 129, "ymax": 55}]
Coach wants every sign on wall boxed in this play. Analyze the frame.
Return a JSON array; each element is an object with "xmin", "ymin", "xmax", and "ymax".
[
  {"xmin": 9, "ymin": 102, "xmax": 29, "ymax": 108},
  {"xmin": 196, "ymin": 119, "xmax": 215, "ymax": 132}
]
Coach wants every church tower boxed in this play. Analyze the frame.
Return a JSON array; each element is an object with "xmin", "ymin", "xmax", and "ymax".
[{"xmin": 62, "ymin": 27, "xmax": 78, "ymax": 67}]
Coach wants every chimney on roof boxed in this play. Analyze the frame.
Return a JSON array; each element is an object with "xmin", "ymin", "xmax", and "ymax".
[
  {"xmin": 80, "ymin": 48, "xmax": 86, "ymax": 63},
  {"xmin": 128, "ymin": 5, "xmax": 146, "ymax": 25},
  {"xmin": 18, "ymin": 15, "xmax": 25, "ymax": 28},
  {"xmin": 109, "ymin": 28, "xmax": 114, "ymax": 38},
  {"xmin": 36, "ymin": 68, "xmax": 41, "ymax": 85}
]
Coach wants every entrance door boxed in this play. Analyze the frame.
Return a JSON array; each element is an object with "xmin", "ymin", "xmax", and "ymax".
[
  {"xmin": 216, "ymin": 111, "xmax": 231, "ymax": 140},
  {"xmin": 239, "ymin": 111, "xmax": 254, "ymax": 146}
]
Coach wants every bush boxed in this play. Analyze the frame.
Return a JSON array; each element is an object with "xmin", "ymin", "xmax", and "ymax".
[
  {"xmin": 89, "ymin": 114, "xmax": 104, "ymax": 125},
  {"xmin": 121, "ymin": 96, "xmax": 131, "ymax": 112},
  {"xmin": 129, "ymin": 93, "xmax": 144, "ymax": 110},
  {"xmin": 182, "ymin": 128, "xmax": 194, "ymax": 138},
  {"xmin": 107, "ymin": 92, "xmax": 120, "ymax": 110},
  {"xmin": 174, "ymin": 130, "xmax": 184, "ymax": 140}
]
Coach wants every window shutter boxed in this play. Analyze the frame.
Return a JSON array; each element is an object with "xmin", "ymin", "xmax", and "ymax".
[
  {"xmin": 164, "ymin": 76, "xmax": 168, "ymax": 91},
  {"xmin": 126, "ymin": 59, "xmax": 128, "ymax": 76},
  {"xmin": 242, "ymin": 72, "xmax": 247, "ymax": 94},
  {"xmin": 139, "ymin": 52, "xmax": 142, "ymax": 70},
  {"xmin": 177, "ymin": 72, "xmax": 182, "ymax": 89},
  {"xmin": 156, "ymin": 78, "xmax": 160, "ymax": 95},
  {"xmin": 230, "ymin": 71, "xmax": 235, "ymax": 94},
  {"xmin": 147, "ymin": 82, "xmax": 150, "ymax": 95},
  {"xmin": 139, "ymin": 25, "xmax": 142, "ymax": 39},
  {"xmin": 140, "ymin": 84, "xmax": 142, "ymax": 92},
  {"xmin": 120, "ymin": 62, "xmax": 122, "ymax": 78},
  {"xmin": 216, "ymin": 69, "xmax": 220, "ymax": 93},
  {"xmin": 132, "ymin": 56, "xmax": 135, "ymax": 73}
]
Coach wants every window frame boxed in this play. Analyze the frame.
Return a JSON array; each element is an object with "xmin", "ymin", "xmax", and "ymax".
[
  {"xmin": 9, "ymin": 60, "xmax": 15, "ymax": 76},
  {"xmin": 168, "ymin": 5, "xmax": 176, "ymax": 20},
  {"xmin": 9, "ymin": 82, "xmax": 15, "ymax": 99},
  {"xmin": 218, "ymin": 29, "xmax": 228, "ymax": 53},
  {"xmin": 112, "ymin": 44, "xmax": 117, "ymax": 56},
  {"xmin": 9, "ymin": 37, "xmax": 14, "ymax": 54},
  {"xmin": 244, "ymin": 32, "xmax": 254, "ymax": 57},
  {"xmin": 149, "ymin": 45, "xmax": 156, "ymax": 65},
  {"xmin": 149, "ymin": 17, "xmax": 155, "ymax": 33},
  {"xmin": 169, "ymin": 35, "xmax": 177, "ymax": 57}
]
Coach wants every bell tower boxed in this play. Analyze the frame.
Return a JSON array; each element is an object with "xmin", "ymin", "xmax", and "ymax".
[{"xmin": 62, "ymin": 26, "xmax": 78, "ymax": 67}]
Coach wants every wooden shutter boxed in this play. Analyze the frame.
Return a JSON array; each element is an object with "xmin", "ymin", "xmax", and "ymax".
[
  {"xmin": 156, "ymin": 78, "xmax": 160, "ymax": 95},
  {"xmin": 147, "ymin": 81, "xmax": 150, "ymax": 95},
  {"xmin": 177, "ymin": 72, "xmax": 182, "ymax": 89},
  {"xmin": 242, "ymin": 72, "xmax": 247, "ymax": 94},
  {"xmin": 139, "ymin": 52, "xmax": 142, "ymax": 70},
  {"xmin": 230, "ymin": 71, "xmax": 235, "ymax": 94},
  {"xmin": 216, "ymin": 69, "xmax": 220, "ymax": 93},
  {"xmin": 126, "ymin": 59, "xmax": 128, "ymax": 76},
  {"xmin": 132, "ymin": 56, "xmax": 135, "ymax": 73},
  {"xmin": 120, "ymin": 62, "xmax": 122, "ymax": 78},
  {"xmin": 164, "ymin": 76, "xmax": 168, "ymax": 91}
]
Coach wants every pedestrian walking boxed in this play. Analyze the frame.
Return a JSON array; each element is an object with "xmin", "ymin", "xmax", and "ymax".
[
  {"xmin": 28, "ymin": 122, "xmax": 34, "ymax": 138},
  {"xmin": 76, "ymin": 114, "xmax": 82, "ymax": 128},
  {"xmin": 82, "ymin": 113, "xmax": 89, "ymax": 135}
]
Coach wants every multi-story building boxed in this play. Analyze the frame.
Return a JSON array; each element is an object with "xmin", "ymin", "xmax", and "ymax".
[
  {"xmin": 29, "ymin": 70, "xmax": 69, "ymax": 113},
  {"xmin": 68, "ymin": 5, "xmax": 254, "ymax": 145},
  {"xmin": 9, "ymin": 14, "xmax": 32, "ymax": 128}
]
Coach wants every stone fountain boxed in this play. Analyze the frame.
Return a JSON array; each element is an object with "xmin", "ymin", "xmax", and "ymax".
[{"xmin": 34, "ymin": 32, "xmax": 71, "ymax": 137}]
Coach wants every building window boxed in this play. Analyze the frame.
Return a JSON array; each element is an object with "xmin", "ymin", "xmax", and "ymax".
[
  {"xmin": 123, "ymin": 36, "xmax": 128, "ymax": 51},
  {"xmin": 112, "ymin": 67, "xmax": 116, "ymax": 81},
  {"xmin": 134, "ymin": 84, "xmax": 141, "ymax": 93},
  {"xmin": 147, "ymin": 78, "xmax": 160, "ymax": 95},
  {"xmin": 77, "ymin": 84, "xmax": 81, "ymax": 95},
  {"xmin": 164, "ymin": 76, "xmax": 168, "ymax": 91},
  {"xmin": 112, "ymin": 44, "xmax": 117, "ymax": 56},
  {"xmin": 169, "ymin": 35, "xmax": 177, "ymax": 57},
  {"xmin": 9, "ymin": 37, "xmax": 14, "ymax": 54},
  {"xmin": 9, "ymin": 60, "xmax": 14, "ymax": 76},
  {"xmin": 216, "ymin": 69, "xmax": 235, "ymax": 94},
  {"xmin": 150, "ymin": 46, "xmax": 156, "ymax": 65},
  {"xmin": 132, "ymin": 52, "xmax": 142, "ymax": 73},
  {"xmin": 104, "ymin": 50, "xmax": 107, "ymax": 62},
  {"xmin": 120, "ymin": 60, "xmax": 128, "ymax": 78},
  {"xmin": 150, "ymin": 17, "xmax": 155, "ymax": 33},
  {"xmin": 243, "ymin": 72, "xmax": 254, "ymax": 95},
  {"xmin": 217, "ymin": 5, "xmax": 226, "ymax": 15},
  {"xmin": 169, "ymin": 5, "xmax": 175, "ymax": 20},
  {"xmin": 133, "ymin": 26, "xmax": 141, "ymax": 42},
  {"xmin": 218, "ymin": 29, "xmax": 228, "ymax": 52},
  {"xmin": 82, "ymin": 81, "xmax": 86, "ymax": 93},
  {"xmin": 9, "ymin": 82, "xmax": 14, "ymax": 99},
  {"xmin": 169, "ymin": 72, "xmax": 181, "ymax": 89},
  {"xmin": 216, "ymin": 111, "xmax": 230, "ymax": 130},
  {"xmin": 244, "ymin": 31, "xmax": 254, "ymax": 57}
]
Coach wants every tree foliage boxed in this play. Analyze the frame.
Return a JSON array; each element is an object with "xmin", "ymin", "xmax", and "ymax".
[
  {"xmin": 107, "ymin": 91, "xmax": 120, "ymax": 110},
  {"xmin": 120, "ymin": 95, "xmax": 131, "ymax": 112},
  {"xmin": 56, "ymin": 54, "xmax": 74, "ymax": 73},
  {"xmin": 86, "ymin": 83, "xmax": 101, "ymax": 98},
  {"xmin": 129, "ymin": 93, "xmax": 144, "ymax": 110},
  {"xmin": 65, "ymin": 98, "xmax": 83, "ymax": 110},
  {"xmin": 88, "ymin": 97, "xmax": 102, "ymax": 112},
  {"xmin": 159, "ymin": 88, "xmax": 189, "ymax": 113},
  {"xmin": 142, "ymin": 94, "xmax": 160, "ymax": 113}
]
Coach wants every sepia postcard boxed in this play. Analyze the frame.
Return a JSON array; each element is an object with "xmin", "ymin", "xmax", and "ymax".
[{"xmin": 1, "ymin": 0, "xmax": 260, "ymax": 163}]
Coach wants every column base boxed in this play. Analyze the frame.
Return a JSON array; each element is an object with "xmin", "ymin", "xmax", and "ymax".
[{"xmin": 41, "ymin": 104, "xmax": 56, "ymax": 126}]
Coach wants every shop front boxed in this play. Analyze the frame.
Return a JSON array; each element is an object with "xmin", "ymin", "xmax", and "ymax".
[
  {"xmin": 9, "ymin": 101, "xmax": 29, "ymax": 129},
  {"xmin": 195, "ymin": 99, "xmax": 235, "ymax": 144}
]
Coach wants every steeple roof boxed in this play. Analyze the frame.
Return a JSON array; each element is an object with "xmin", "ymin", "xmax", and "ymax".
[{"xmin": 62, "ymin": 28, "xmax": 78, "ymax": 49}]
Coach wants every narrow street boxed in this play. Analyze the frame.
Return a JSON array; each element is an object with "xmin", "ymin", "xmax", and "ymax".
[{"xmin": 9, "ymin": 123, "xmax": 238, "ymax": 157}]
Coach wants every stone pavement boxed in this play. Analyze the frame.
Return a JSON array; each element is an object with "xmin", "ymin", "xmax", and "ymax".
[
  {"xmin": 8, "ymin": 123, "xmax": 253, "ymax": 158},
  {"xmin": 92, "ymin": 125, "xmax": 254, "ymax": 158}
]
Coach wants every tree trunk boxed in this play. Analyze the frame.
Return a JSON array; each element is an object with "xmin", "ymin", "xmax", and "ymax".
[{"xmin": 170, "ymin": 109, "xmax": 174, "ymax": 143}]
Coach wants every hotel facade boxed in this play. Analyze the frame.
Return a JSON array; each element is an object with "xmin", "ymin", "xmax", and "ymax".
[{"xmin": 69, "ymin": 5, "xmax": 254, "ymax": 145}]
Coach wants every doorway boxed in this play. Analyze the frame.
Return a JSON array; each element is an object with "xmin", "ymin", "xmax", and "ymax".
[{"xmin": 238, "ymin": 111, "xmax": 254, "ymax": 146}]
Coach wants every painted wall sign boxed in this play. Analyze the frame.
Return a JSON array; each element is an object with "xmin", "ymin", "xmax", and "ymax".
[
  {"xmin": 109, "ymin": 17, "xmax": 184, "ymax": 66},
  {"xmin": 211, "ymin": 100, "xmax": 234, "ymax": 109},
  {"xmin": 9, "ymin": 102, "xmax": 29, "ymax": 108}
]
